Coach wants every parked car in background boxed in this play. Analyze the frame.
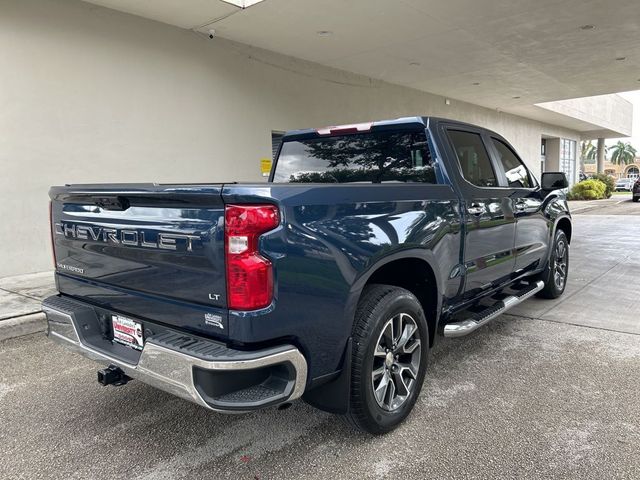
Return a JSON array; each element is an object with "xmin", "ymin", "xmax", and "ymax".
[
  {"xmin": 615, "ymin": 178, "xmax": 634, "ymax": 191},
  {"xmin": 633, "ymin": 179, "xmax": 640, "ymax": 202}
]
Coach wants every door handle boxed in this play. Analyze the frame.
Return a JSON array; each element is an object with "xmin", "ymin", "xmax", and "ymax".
[
  {"xmin": 514, "ymin": 200, "xmax": 527, "ymax": 211},
  {"xmin": 514, "ymin": 199, "xmax": 540, "ymax": 212},
  {"xmin": 467, "ymin": 202, "xmax": 485, "ymax": 215}
]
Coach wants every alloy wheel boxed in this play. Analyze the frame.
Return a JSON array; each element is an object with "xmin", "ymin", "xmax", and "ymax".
[
  {"xmin": 371, "ymin": 313, "xmax": 421, "ymax": 411},
  {"xmin": 554, "ymin": 239, "xmax": 568, "ymax": 290}
]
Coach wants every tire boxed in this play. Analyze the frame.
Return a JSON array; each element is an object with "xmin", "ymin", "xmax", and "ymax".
[
  {"xmin": 536, "ymin": 229, "xmax": 569, "ymax": 299},
  {"xmin": 633, "ymin": 196, "xmax": 639, "ymax": 203},
  {"xmin": 343, "ymin": 284, "xmax": 429, "ymax": 434}
]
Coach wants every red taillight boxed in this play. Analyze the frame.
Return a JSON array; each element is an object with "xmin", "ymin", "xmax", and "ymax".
[
  {"xmin": 49, "ymin": 201, "xmax": 57, "ymax": 267},
  {"xmin": 225, "ymin": 204, "xmax": 279, "ymax": 310}
]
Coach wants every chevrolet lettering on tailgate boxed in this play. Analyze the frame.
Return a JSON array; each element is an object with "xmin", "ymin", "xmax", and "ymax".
[{"xmin": 54, "ymin": 222, "xmax": 200, "ymax": 251}]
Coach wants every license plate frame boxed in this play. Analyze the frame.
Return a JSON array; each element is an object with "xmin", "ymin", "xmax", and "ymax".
[{"xmin": 112, "ymin": 314, "xmax": 144, "ymax": 351}]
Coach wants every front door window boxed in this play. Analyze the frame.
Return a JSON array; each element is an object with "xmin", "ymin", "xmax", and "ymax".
[{"xmin": 491, "ymin": 138, "xmax": 534, "ymax": 188}]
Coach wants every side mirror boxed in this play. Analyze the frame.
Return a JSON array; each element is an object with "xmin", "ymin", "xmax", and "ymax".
[{"xmin": 541, "ymin": 172, "xmax": 568, "ymax": 190}]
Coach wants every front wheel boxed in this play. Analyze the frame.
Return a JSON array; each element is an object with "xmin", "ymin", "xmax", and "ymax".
[
  {"xmin": 536, "ymin": 229, "xmax": 569, "ymax": 299},
  {"xmin": 343, "ymin": 285, "xmax": 429, "ymax": 434}
]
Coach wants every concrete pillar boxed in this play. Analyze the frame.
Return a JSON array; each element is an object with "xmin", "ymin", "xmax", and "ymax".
[{"xmin": 597, "ymin": 138, "xmax": 605, "ymax": 174}]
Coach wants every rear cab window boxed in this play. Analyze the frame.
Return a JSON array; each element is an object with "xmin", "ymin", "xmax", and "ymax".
[{"xmin": 273, "ymin": 129, "xmax": 436, "ymax": 184}]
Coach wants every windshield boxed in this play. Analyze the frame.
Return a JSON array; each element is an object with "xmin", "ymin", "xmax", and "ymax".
[{"xmin": 273, "ymin": 130, "xmax": 436, "ymax": 184}]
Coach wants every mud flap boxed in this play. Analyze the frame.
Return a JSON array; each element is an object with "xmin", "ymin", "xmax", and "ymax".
[{"xmin": 302, "ymin": 338, "xmax": 352, "ymax": 414}]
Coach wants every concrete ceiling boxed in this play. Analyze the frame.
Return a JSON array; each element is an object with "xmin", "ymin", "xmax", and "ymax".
[
  {"xmin": 511, "ymin": 103, "xmax": 630, "ymax": 139},
  {"xmin": 83, "ymin": 0, "xmax": 640, "ymax": 114}
]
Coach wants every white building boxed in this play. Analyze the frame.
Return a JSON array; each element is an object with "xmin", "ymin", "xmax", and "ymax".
[{"xmin": 0, "ymin": 0, "xmax": 636, "ymax": 277}]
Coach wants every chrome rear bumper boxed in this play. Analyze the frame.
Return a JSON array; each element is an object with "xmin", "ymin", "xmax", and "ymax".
[{"xmin": 43, "ymin": 296, "xmax": 307, "ymax": 412}]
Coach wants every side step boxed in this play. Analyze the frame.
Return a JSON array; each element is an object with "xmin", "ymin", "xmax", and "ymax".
[{"xmin": 443, "ymin": 280, "xmax": 544, "ymax": 338}]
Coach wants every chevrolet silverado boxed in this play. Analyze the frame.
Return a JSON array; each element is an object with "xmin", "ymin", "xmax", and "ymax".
[{"xmin": 44, "ymin": 117, "xmax": 572, "ymax": 434}]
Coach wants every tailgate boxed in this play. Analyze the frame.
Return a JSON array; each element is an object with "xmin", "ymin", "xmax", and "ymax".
[{"xmin": 49, "ymin": 184, "xmax": 227, "ymax": 313}]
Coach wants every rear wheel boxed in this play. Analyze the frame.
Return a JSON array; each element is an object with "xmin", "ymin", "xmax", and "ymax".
[
  {"xmin": 343, "ymin": 285, "xmax": 429, "ymax": 434},
  {"xmin": 536, "ymin": 229, "xmax": 569, "ymax": 299},
  {"xmin": 633, "ymin": 196, "xmax": 639, "ymax": 203}
]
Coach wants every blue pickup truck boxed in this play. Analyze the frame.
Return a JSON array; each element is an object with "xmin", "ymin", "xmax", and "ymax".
[{"xmin": 44, "ymin": 117, "xmax": 571, "ymax": 434}]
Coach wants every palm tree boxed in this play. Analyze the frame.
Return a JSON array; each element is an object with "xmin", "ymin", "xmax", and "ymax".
[
  {"xmin": 580, "ymin": 140, "xmax": 597, "ymax": 164},
  {"xmin": 609, "ymin": 141, "xmax": 637, "ymax": 165},
  {"xmin": 579, "ymin": 140, "xmax": 598, "ymax": 173}
]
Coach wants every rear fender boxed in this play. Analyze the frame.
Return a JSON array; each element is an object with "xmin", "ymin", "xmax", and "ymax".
[
  {"xmin": 308, "ymin": 250, "xmax": 443, "ymax": 414},
  {"xmin": 343, "ymin": 249, "xmax": 444, "ymax": 337}
]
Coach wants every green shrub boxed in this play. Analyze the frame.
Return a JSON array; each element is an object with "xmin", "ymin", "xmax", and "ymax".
[
  {"xmin": 590, "ymin": 173, "xmax": 615, "ymax": 198},
  {"xmin": 568, "ymin": 179, "xmax": 607, "ymax": 200}
]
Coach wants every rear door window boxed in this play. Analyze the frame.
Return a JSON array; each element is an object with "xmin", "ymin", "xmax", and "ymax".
[
  {"xmin": 273, "ymin": 130, "xmax": 436, "ymax": 183},
  {"xmin": 447, "ymin": 130, "xmax": 497, "ymax": 187}
]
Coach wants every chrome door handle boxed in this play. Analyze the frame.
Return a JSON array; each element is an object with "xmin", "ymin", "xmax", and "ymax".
[
  {"xmin": 514, "ymin": 199, "xmax": 540, "ymax": 212},
  {"xmin": 514, "ymin": 200, "xmax": 527, "ymax": 211},
  {"xmin": 467, "ymin": 202, "xmax": 485, "ymax": 215}
]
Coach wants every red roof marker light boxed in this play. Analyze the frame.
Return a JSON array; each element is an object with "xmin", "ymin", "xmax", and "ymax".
[{"xmin": 317, "ymin": 122, "xmax": 373, "ymax": 136}]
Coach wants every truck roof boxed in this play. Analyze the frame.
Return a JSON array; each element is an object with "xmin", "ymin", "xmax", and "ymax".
[{"xmin": 281, "ymin": 116, "xmax": 500, "ymax": 141}]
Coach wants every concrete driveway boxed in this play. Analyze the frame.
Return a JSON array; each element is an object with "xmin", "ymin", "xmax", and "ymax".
[{"xmin": 1, "ymin": 200, "xmax": 639, "ymax": 479}]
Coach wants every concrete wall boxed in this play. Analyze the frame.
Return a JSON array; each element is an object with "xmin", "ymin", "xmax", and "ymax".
[{"xmin": 0, "ymin": 0, "xmax": 581, "ymax": 277}]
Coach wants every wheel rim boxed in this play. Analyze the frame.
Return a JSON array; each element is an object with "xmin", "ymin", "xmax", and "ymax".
[
  {"xmin": 554, "ymin": 239, "xmax": 568, "ymax": 290},
  {"xmin": 371, "ymin": 313, "xmax": 421, "ymax": 412}
]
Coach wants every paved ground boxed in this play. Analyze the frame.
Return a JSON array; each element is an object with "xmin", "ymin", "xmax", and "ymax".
[
  {"xmin": 0, "ymin": 272, "xmax": 55, "ymax": 341},
  {"xmin": 1, "ymin": 200, "xmax": 639, "ymax": 479},
  {"xmin": 0, "ymin": 272, "xmax": 55, "ymax": 320},
  {"xmin": 568, "ymin": 195, "xmax": 637, "ymax": 215}
]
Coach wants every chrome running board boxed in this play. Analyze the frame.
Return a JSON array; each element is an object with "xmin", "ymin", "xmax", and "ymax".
[{"xmin": 443, "ymin": 280, "xmax": 544, "ymax": 338}]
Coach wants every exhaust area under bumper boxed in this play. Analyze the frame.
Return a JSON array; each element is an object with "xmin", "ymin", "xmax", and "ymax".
[{"xmin": 42, "ymin": 295, "xmax": 307, "ymax": 412}]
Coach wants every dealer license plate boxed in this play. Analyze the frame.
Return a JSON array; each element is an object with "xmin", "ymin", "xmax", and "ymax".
[{"xmin": 112, "ymin": 315, "xmax": 144, "ymax": 351}]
